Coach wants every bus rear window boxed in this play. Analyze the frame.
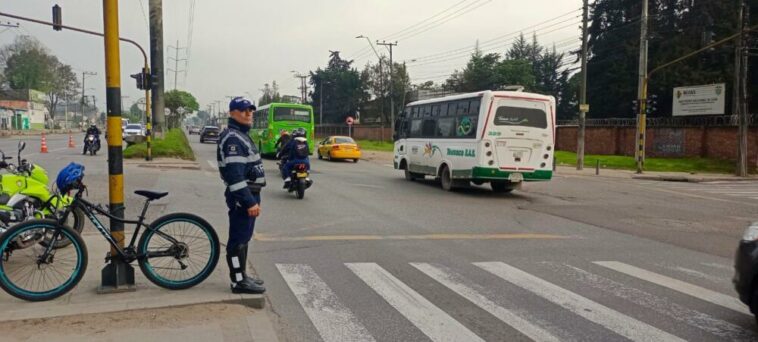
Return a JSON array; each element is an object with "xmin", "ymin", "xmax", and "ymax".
[
  {"xmin": 274, "ymin": 107, "xmax": 311, "ymax": 122},
  {"xmin": 493, "ymin": 107, "xmax": 547, "ymax": 129}
]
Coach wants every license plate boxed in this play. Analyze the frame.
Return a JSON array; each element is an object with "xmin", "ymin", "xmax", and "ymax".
[
  {"xmin": 508, "ymin": 173, "xmax": 524, "ymax": 182},
  {"xmin": 297, "ymin": 172, "xmax": 308, "ymax": 177}
]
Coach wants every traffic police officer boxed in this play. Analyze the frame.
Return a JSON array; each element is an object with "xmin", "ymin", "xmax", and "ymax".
[{"xmin": 217, "ymin": 97, "xmax": 266, "ymax": 294}]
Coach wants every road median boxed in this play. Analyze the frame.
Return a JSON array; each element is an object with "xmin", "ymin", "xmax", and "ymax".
[{"xmin": 123, "ymin": 129, "xmax": 195, "ymax": 161}]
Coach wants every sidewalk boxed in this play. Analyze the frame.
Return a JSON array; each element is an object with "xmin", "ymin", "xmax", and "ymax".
[
  {"xmin": 0, "ymin": 230, "xmax": 264, "ymax": 322},
  {"xmin": 556, "ymin": 165, "xmax": 758, "ymax": 182}
]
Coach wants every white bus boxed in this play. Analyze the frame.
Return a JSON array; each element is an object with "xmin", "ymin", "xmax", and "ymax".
[{"xmin": 393, "ymin": 90, "xmax": 555, "ymax": 192}]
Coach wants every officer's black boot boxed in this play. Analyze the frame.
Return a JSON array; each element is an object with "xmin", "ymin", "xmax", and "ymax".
[
  {"xmin": 227, "ymin": 245, "xmax": 265, "ymax": 294},
  {"xmin": 241, "ymin": 244, "xmax": 264, "ymax": 285}
]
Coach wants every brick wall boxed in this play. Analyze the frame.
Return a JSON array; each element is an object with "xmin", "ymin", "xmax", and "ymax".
[{"xmin": 557, "ymin": 126, "xmax": 758, "ymax": 163}]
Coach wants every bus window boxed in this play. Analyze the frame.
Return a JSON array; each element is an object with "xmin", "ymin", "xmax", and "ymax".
[
  {"xmin": 274, "ymin": 107, "xmax": 311, "ymax": 122},
  {"xmin": 410, "ymin": 119, "xmax": 423, "ymax": 137},
  {"xmin": 493, "ymin": 106, "xmax": 548, "ymax": 129},
  {"xmin": 437, "ymin": 117, "xmax": 455, "ymax": 138},
  {"xmin": 446, "ymin": 102, "xmax": 456, "ymax": 116},
  {"xmin": 469, "ymin": 99, "xmax": 481, "ymax": 115},
  {"xmin": 411, "ymin": 106, "xmax": 419, "ymax": 118},
  {"xmin": 422, "ymin": 119, "xmax": 436, "ymax": 137},
  {"xmin": 440, "ymin": 102, "xmax": 449, "ymax": 117},
  {"xmin": 422, "ymin": 105, "xmax": 432, "ymax": 117},
  {"xmin": 455, "ymin": 115, "xmax": 477, "ymax": 138},
  {"xmin": 432, "ymin": 104, "xmax": 441, "ymax": 117},
  {"xmin": 456, "ymin": 101, "xmax": 469, "ymax": 115}
]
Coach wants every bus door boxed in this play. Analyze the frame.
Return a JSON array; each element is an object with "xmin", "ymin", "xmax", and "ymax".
[{"xmin": 487, "ymin": 98, "xmax": 550, "ymax": 173}]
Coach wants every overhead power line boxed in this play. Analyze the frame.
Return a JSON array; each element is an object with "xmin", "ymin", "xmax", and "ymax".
[
  {"xmin": 380, "ymin": 0, "xmax": 471, "ymax": 40},
  {"xmin": 402, "ymin": 7, "xmax": 581, "ymax": 64},
  {"xmin": 391, "ymin": 0, "xmax": 493, "ymax": 42}
]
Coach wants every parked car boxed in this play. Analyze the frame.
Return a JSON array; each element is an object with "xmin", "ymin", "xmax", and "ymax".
[
  {"xmin": 123, "ymin": 124, "xmax": 145, "ymax": 138},
  {"xmin": 189, "ymin": 126, "xmax": 201, "ymax": 135},
  {"xmin": 317, "ymin": 136, "xmax": 361, "ymax": 163},
  {"xmin": 200, "ymin": 126, "xmax": 220, "ymax": 143},
  {"xmin": 734, "ymin": 222, "xmax": 758, "ymax": 323}
]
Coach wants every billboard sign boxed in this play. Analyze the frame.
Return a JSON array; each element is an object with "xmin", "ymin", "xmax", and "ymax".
[{"xmin": 672, "ymin": 83, "xmax": 726, "ymax": 116}]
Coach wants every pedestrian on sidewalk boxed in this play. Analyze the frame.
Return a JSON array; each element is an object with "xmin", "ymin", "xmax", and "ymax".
[{"xmin": 216, "ymin": 97, "xmax": 266, "ymax": 294}]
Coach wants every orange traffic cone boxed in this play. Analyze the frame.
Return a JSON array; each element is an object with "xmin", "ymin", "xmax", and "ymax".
[
  {"xmin": 40, "ymin": 132, "xmax": 48, "ymax": 153},
  {"xmin": 68, "ymin": 134, "xmax": 75, "ymax": 148}
]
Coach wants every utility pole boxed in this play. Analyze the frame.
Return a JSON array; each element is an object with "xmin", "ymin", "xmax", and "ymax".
[
  {"xmin": 634, "ymin": 0, "xmax": 649, "ymax": 174},
  {"xmin": 100, "ymin": 0, "xmax": 134, "ymax": 293},
  {"xmin": 577, "ymin": 0, "xmax": 589, "ymax": 171},
  {"xmin": 81, "ymin": 71, "xmax": 96, "ymax": 113},
  {"xmin": 732, "ymin": 0, "xmax": 750, "ymax": 177},
  {"xmin": 319, "ymin": 79, "xmax": 325, "ymax": 125},
  {"xmin": 377, "ymin": 41, "xmax": 398, "ymax": 133},
  {"xmin": 167, "ymin": 40, "xmax": 187, "ymax": 91},
  {"xmin": 292, "ymin": 72, "xmax": 308, "ymax": 103},
  {"xmin": 149, "ymin": 0, "xmax": 165, "ymax": 136}
]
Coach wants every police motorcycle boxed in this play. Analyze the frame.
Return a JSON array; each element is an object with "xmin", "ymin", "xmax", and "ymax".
[
  {"xmin": 0, "ymin": 142, "xmax": 84, "ymax": 249},
  {"xmin": 83, "ymin": 134, "xmax": 100, "ymax": 155}
]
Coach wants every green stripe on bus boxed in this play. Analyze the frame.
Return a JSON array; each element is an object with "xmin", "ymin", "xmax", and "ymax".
[{"xmin": 472, "ymin": 167, "xmax": 552, "ymax": 181}]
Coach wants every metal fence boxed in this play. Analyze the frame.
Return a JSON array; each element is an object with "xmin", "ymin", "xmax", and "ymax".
[{"xmin": 557, "ymin": 114, "xmax": 758, "ymax": 127}]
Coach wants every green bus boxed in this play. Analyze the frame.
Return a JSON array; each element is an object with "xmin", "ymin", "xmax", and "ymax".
[{"xmin": 250, "ymin": 103, "xmax": 315, "ymax": 157}]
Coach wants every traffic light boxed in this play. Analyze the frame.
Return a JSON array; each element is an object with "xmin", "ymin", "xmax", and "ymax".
[
  {"xmin": 130, "ymin": 68, "xmax": 152, "ymax": 90},
  {"xmin": 52, "ymin": 5, "xmax": 62, "ymax": 31},
  {"xmin": 646, "ymin": 95, "xmax": 658, "ymax": 115}
]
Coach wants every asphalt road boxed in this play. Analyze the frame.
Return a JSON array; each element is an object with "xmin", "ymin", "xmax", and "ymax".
[
  {"xmin": 182, "ymin": 133, "xmax": 758, "ymax": 342},
  {"xmin": 8, "ymin": 132, "xmax": 757, "ymax": 342}
]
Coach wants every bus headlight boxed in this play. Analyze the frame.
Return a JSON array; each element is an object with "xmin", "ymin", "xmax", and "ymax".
[
  {"xmin": 486, "ymin": 151, "xmax": 492, "ymax": 157},
  {"xmin": 485, "ymin": 141, "xmax": 491, "ymax": 148},
  {"xmin": 488, "ymin": 160, "xmax": 494, "ymax": 166},
  {"xmin": 544, "ymin": 154, "xmax": 549, "ymax": 159},
  {"xmin": 541, "ymin": 162, "xmax": 547, "ymax": 168},
  {"xmin": 546, "ymin": 146, "xmax": 552, "ymax": 151}
]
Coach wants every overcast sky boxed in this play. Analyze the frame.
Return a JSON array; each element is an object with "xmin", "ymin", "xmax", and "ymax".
[{"xmin": 0, "ymin": 0, "xmax": 582, "ymax": 113}]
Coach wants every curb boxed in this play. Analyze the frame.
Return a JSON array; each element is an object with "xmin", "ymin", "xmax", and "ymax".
[
  {"xmin": 0, "ymin": 293, "xmax": 265, "ymax": 322},
  {"xmin": 136, "ymin": 163, "xmax": 201, "ymax": 171},
  {"xmin": 631, "ymin": 175, "xmax": 758, "ymax": 183}
]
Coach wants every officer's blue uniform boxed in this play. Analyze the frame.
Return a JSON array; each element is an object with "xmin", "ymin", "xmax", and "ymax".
[{"xmin": 217, "ymin": 118, "xmax": 266, "ymax": 254}]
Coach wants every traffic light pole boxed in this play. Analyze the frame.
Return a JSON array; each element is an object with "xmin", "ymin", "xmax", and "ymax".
[
  {"xmin": 101, "ymin": 0, "xmax": 134, "ymax": 292},
  {"xmin": 635, "ymin": 0, "xmax": 649, "ymax": 174}
]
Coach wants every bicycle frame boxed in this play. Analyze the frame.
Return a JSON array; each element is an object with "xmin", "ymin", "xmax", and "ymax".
[{"xmin": 50, "ymin": 186, "xmax": 180, "ymax": 263}]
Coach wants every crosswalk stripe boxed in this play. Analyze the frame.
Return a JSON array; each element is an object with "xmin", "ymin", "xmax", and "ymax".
[
  {"xmin": 412, "ymin": 263, "xmax": 560, "ymax": 342},
  {"xmin": 346, "ymin": 263, "xmax": 485, "ymax": 342},
  {"xmin": 475, "ymin": 262, "xmax": 685, "ymax": 342},
  {"xmin": 276, "ymin": 264, "xmax": 376, "ymax": 342},
  {"xmin": 560, "ymin": 263, "xmax": 755, "ymax": 341},
  {"xmin": 594, "ymin": 261, "xmax": 751, "ymax": 315}
]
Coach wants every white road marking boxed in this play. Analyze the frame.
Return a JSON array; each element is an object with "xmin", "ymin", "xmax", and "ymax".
[
  {"xmin": 475, "ymin": 262, "xmax": 685, "ymax": 342},
  {"xmin": 346, "ymin": 263, "xmax": 484, "ymax": 342},
  {"xmin": 594, "ymin": 261, "xmax": 751, "ymax": 315},
  {"xmin": 276, "ymin": 264, "xmax": 376, "ymax": 342},
  {"xmin": 701, "ymin": 262, "xmax": 733, "ymax": 271},
  {"xmin": 559, "ymin": 263, "xmax": 754, "ymax": 341},
  {"xmin": 411, "ymin": 263, "xmax": 560, "ymax": 342},
  {"xmin": 207, "ymin": 160, "xmax": 217, "ymax": 169}
]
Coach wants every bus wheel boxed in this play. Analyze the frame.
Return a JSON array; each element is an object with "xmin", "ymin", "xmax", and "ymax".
[
  {"xmin": 318, "ymin": 152, "xmax": 323, "ymax": 160},
  {"xmin": 471, "ymin": 180, "xmax": 485, "ymax": 186},
  {"xmin": 440, "ymin": 165, "xmax": 454, "ymax": 191},
  {"xmin": 491, "ymin": 181, "xmax": 515, "ymax": 193}
]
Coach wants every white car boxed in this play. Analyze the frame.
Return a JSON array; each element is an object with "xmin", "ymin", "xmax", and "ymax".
[{"xmin": 123, "ymin": 124, "xmax": 145, "ymax": 138}]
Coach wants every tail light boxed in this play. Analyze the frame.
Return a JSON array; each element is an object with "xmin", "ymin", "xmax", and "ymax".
[{"xmin": 295, "ymin": 164, "xmax": 307, "ymax": 171}]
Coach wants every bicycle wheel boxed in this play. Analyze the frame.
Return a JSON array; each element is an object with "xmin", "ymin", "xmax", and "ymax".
[
  {"xmin": 0, "ymin": 220, "xmax": 87, "ymax": 301},
  {"xmin": 138, "ymin": 213, "xmax": 219, "ymax": 290}
]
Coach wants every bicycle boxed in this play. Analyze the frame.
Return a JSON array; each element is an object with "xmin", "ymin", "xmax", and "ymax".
[{"xmin": 0, "ymin": 166, "xmax": 220, "ymax": 302}]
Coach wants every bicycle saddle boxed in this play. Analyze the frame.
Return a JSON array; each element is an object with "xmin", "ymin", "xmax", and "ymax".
[{"xmin": 134, "ymin": 190, "xmax": 169, "ymax": 200}]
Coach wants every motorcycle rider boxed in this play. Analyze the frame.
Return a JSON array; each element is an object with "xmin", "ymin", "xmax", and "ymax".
[
  {"xmin": 217, "ymin": 97, "xmax": 266, "ymax": 294},
  {"xmin": 274, "ymin": 130, "xmax": 291, "ymax": 155},
  {"xmin": 83, "ymin": 124, "xmax": 101, "ymax": 155},
  {"xmin": 280, "ymin": 128, "xmax": 311, "ymax": 189}
]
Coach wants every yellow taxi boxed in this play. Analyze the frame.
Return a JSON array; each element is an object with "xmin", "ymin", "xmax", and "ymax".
[{"xmin": 317, "ymin": 136, "xmax": 361, "ymax": 163}]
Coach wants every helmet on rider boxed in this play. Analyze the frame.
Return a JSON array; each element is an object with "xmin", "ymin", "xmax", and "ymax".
[
  {"xmin": 292, "ymin": 128, "xmax": 306, "ymax": 138},
  {"xmin": 280, "ymin": 130, "xmax": 290, "ymax": 137}
]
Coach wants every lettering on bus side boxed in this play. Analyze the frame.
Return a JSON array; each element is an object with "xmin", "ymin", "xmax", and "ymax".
[{"xmin": 446, "ymin": 148, "xmax": 475, "ymax": 157}]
